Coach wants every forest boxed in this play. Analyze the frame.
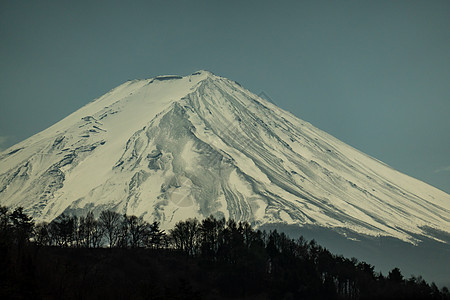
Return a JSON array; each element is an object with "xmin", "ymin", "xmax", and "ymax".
[{"xmin": 1, "ymin": 205, "xmax": 449, "ymax": 299}]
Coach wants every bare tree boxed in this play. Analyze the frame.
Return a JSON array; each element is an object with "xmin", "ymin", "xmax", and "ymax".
[
  {"xmin": 170, "ymin": 218, "xmax": 200, "ymax": 256},
  {"xmin": 91, "ymin": 217, "xmax": 104, "ymax": 248},
  {"xmin": 78, "ymin": 211, "xmax": 100, "ymax": 248},
  {"xmin": 127, "ymin": 215, "xmax": 148, "ymax": 248},
  {"xmin": 98, "ymin": 210, "xmax": 121, "ymax": 248}
]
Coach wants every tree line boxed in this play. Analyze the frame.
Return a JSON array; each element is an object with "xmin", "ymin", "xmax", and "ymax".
[
  {"xmin": 32, "ymin": 210, "xmax": 166, "ymax": 249},
  {"xmin": 1, "ymin": 205, "xmax": 449, "ymax": 299}
]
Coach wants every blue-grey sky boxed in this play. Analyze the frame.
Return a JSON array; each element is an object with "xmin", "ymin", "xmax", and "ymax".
[{"xmin": 1, "ymin": 0, "xmax": 449, "ymax": 193}]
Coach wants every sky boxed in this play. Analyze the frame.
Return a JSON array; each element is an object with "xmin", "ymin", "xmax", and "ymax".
[{"xmin": 0, "ymin": 0, "xmax": 449, "ymax": 193}]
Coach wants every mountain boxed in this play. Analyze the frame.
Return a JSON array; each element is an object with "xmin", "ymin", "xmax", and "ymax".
[{"xmin": 0, "ymin": 70, "xmax": 449, "ymax": 246}]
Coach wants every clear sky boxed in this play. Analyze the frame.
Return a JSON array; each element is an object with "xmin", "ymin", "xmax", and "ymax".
[{"xmin": 0, "ymin": 0, "xmax": 449, "ymax": 193}]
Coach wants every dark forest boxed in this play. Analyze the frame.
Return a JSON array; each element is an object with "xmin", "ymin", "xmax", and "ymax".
[{"xmin": 1, "ymin": 206, "xmax": 449, "ymax": 299}]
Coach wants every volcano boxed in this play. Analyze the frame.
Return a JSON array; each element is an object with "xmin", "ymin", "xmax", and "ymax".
[{"xmin": 0, "ymin": 71, "xmax": 449, "ymax": 246}]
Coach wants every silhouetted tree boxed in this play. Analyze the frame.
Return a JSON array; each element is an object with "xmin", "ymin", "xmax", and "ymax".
[
  {"xmin": 99, "ymin": 210, "xmax": 121, "ymax": 248},
  {"xmin": 216, "ymin": 219, "xmax": 245, "ymax": 263},
  {"xmin": 199, "ymin": 215, "xmax": 224, "ymax": 259},
  {"xmin": 34, "ymin": 222, "xmax": 51, "ymax": 246},
  {"xmin": 0, "ymin": 206, "xmax": 9, "ymax": 230},
  {"xmin": 77, "ymin": 211, "xmax": 103, "ymax": 248},
  {"xmin": 388, "ymin": 267, "xmax": 404, "ymax": 283},
  {"xmin": 170, "ymin": 218, "xmax": 200, "ymax": 256},
  {"xmin": 49, "ymin": 214, "xmax": 76, "ymax": 247},
  {"xmin": 147, "ymin": 221, "xmax": 166, "ymax": 249},
  {"xmin": 126, "ymin": 215, "xmax": 148, "ymax": 248},
  {"xmin": 0, "ymin": 206, "xmax": 11, "ymax": 246},
  {"xmin": 10, "ymin": 207, "xmax": 34, "ymax": 249}
]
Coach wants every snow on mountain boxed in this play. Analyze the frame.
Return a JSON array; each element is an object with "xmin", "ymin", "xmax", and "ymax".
[{"xmin": 0, "ymin": 70, "xmax": 449, "ymax": 244}]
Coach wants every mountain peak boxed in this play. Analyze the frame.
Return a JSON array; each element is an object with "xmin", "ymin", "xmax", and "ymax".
[{"xmin": 191, "ymin": 70, "xmax": 214, "ymax": 76}]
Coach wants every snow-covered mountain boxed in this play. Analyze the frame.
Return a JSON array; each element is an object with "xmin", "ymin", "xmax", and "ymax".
[{"xmin": 1, "ymin": 70, "xmax": 449, "ymax": 244}]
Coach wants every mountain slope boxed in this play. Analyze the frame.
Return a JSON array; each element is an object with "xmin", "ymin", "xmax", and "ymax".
[{"xmin": 0, "ymin": 71, "xmax": 449, "ymax": 244}]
